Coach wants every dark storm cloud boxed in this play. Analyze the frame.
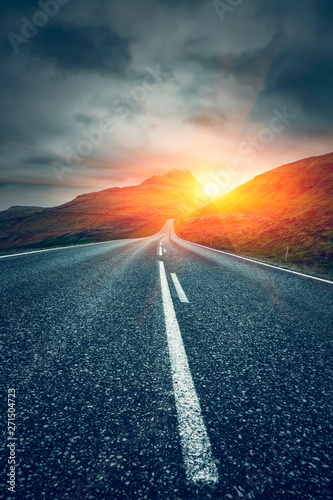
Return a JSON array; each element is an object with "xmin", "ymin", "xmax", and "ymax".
[
  {"xmin": 155, "ymin": 0, "xmax": 204, "ymax": 7},
  {"xmin": 32, "ymin": 23, "xmax": 132, "ymax": 75},
  {"xmin": 261, "ymin": 46, "xmax": 333, "ymax": 124},
  {"xmin": 189, "ymin": 33, "xmax": 283, "ymax": 86},
  {"xmin": 312, "ymin": 1, "xmax": 333, "ymax": 36},
  {"xmin": 0, "ymin": 0, "xmax": 332, "ymax": 209},
  {"xmin": 249, "ymin": 0, "xmax": 333, "ymax": 131},
  {"xmin": 0, "ymin": 0, "xmax": 39, "ymax": 15},
  {"xmin": 254, "ymin": 0, "xmax": 333, "ymax": 30},
  {"xmin": 22, "ymin": 156, "xmax": 59, "ymax": 166}
]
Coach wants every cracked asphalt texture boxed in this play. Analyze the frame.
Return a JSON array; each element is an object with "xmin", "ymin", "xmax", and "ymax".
[{"xmin": 1, "ymin": 224, "xmax": 332, "ymax": 499}]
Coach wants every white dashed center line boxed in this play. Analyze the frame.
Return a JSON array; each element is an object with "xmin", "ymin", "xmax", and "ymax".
[
  {"xmin": 170, "ymin": 273, "xmax": 189, "ymax": 303},
  {"xmin": 159, "ymin": 261, "xmax": 218, "ymax": 484}
]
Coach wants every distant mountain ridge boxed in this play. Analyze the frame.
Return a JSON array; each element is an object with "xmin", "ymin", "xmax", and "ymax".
[
  {"xmin": 2, "ymin": 155, "xmax": 332, "ymax": 277},
  {"xmin": 0, "ymin": 169, "xmax": 208, "ymax": 250}
]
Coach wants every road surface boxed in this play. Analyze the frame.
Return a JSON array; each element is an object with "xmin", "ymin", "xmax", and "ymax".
[{"xmin": 1, "ymin": 220, "xmax": 332, "ymax": 499}]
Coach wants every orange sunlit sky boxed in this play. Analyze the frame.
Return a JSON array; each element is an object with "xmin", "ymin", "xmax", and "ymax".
[{"xmin": 0, "ymin": 0, "xmax": 332, "ymax": 210}]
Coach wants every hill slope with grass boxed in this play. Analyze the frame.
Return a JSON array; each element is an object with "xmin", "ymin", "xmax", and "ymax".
[
  {"xmin": 175, "ymin": 153, "xmax": 333, "ymax": 277},
  {"xmin": 0, "ymin": 170, "xmax": 208, "ymax": 251}
]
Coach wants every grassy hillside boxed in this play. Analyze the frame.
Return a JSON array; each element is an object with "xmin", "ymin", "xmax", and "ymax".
[
  {"xmin": 0, "ymin": 170, "xmax": 208, "ymax": 251},
  {"xmin": 175, "ymin": 153, "xmax": 333, "ymax": 278}
]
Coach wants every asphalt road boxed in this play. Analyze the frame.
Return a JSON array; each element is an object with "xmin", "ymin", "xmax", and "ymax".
[{"xmin": 1, "ymin": 220, "xmax": 332, "ymax": 500}]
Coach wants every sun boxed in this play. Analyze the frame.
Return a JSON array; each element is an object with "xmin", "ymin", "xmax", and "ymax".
[{"xmin": 204, "ymin": 183, "xmax": 221, "ymax": 197}]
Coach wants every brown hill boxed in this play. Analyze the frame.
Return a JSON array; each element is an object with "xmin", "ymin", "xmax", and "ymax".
[
  {"xmin": 0, "ymin": 169, "xmax": 208, "ymax": 251},
  {"xmin": 175, "ymin": 153, "xmax": 333, "ymax": 277},
  {"xmin": 190, "ymin": 152, "xmax": 333, "ymax": 217}
]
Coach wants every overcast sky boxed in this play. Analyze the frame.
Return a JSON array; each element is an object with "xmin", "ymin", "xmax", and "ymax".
[{"xmin": 0, "ymin": 0, "xmax": 332, "ymax": 209}]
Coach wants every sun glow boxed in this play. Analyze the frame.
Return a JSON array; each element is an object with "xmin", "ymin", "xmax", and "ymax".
[{"xmin": 204, "ymin": 184, "xmax": 222, "ymax": 197}]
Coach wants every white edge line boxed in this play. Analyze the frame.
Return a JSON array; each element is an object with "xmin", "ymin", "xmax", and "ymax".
[
  {"xmin": 0, "ymin": 234, "xmax": 156, "ymax": 260},
  {"xmin": 170, "ymin": 273, "xmax": 189, "ymax": 303},
  {"xmin": 0, "ymin": 221, "xmax": 170, "ymax": 261},
  {"xmin": 171, "ymin": 226, "xmax": 333, "ymax": 285},
  {"xmin": 159, "ymin": 261, "xmax": 218, "ymax": 484},
  {"xmin": 0, "ymin": 225, "xmax": 171, "ymax": 261},
  {"xmin": 0, "ymin": 240, "xmax": 118, "ymax": 259}
]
